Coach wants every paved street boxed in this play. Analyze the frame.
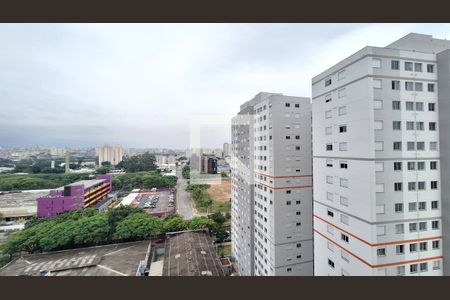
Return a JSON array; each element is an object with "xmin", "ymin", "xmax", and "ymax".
[{"xmin": 176, "ymin": 166, "xmax": 196, "ymax": 220}]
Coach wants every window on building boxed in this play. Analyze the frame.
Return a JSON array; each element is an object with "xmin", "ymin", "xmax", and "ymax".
[
  {"xmin": 396, "ymin": 245, "xmax": 405, "ymax": 254},
  {"xmin": 376, "ymin": 205, "xmax": 385, "ymax": 215},
  {"xmin": 391, "ymin": 60, "xmax": 400, "ymax": 70},
  {"xmin": 373, "ymin": 79, "xmax": 382, "ymax": 89},
  {"xmin": 432, "ymin": 240, "xmax": 440, "ymax": 249},
  {"xmin": 429, "ymin": 122, "xmax": 437, "ymax": 131},
  {"xmin": 397, "ymin": 266, "xmax": 406, "ymax": 276},
  {"xmin": 394, "ymin": 162, "xmax": 402, "ymax": 171},
  {"xmin": 325, "ymin": 78, "xmax": 332, "ymax": 87},
  {"xmin": 393, "ymin": 142, "xmax": 402, "ymax": 150},
  {"xmin": 340, "ymin": 196, "xmax": 349, "ymax": 207},
  {"xmin": 406, "ymin": 101, "xmax": 414, "ymax": 111},
  {"xmin": 418, "ymin": 182, "xmax": 426, "ymax": 191},
  {"xmin": 392, "ymin": 80, "xmax": 400, "ymax": 90},
  {"xmin": 431, "ymin": 181, "xmax": 438, "ymax": 189},
  {"xmin": 409, "ymin": 223, "xmax": 417, "ymax": 232},
  {"xmin": 416, "ymin": 102, "xmax": 424, "ymax": 111},
  {"xmin": 417, "ymin": 162, "xmax": 425, "ymax": 170},
  {"xmin": 414, "ymin": 63, "xmax": 422, "ymax": 72},
  {"xmin": 340, "ymin": 178, "xmax": 349, "ymax": 188},
  {"xmin": 415, "ymin": 82, "xmax": 423, "ymax": 91},
  {"xmin": 341, "ymin": 234, "xmax": 349, "ymax": 243},
  {"xmin": 408, "ymin": 182, "xmax": 416, "ymax": 191},
  {"xmin": 405, "ymin": 81, "xmax": 414, "ymax": 91},
  {"xmin": 394, "ymin": 182, "xmax": 403, "ymax": 191},
  {"xmin": 407, "ymin": 162, "xmax": 415, "ymax": 170},
  {"xmin": 430, "ymin": 142, "xmax": 437, "ymax": 151},
  {"xmin": 428, "ymin": 103, "xmax": 436, "ymax": 111},
  {"xmin": 431, "ymin": 201, "xmax": 439, "ymax": 209},
  {"xmin": 339, "ymin": 142, "xmax": 348, "ymax": 151},
  {"xmin": 427, "ymin": 64, "xmax": 435, "ymax": 73},
  {"xmin": 417, "ymin": 142, "xmax": 425, "ymax": 150},
  {"xmin": 419, "ymin": 222, "xmax": 427, "ymax": 231},
  {"xmin": 405, "ymin": 62, "xmax": 413, "ymax": 71},
  {"xmin": 374, "ymin": 100, "xmax": 383, "ymax": 109},
  {"xmin": 377, "ymin": 248, "xmax": 386, "ymax": 256},
  {"xmin": 419, "ymin": 241, "xmax": 428, "ymax": 251},
  {"xmin": 325, "ymin": 110, "xmax": 332, "ymax": 119},
  {"xmin": 407, "ymin": 142, "xmax": 415, "ymax": 151},
  {"xmin": 406, "ymin": 121, "xmax": 415, "ymax": 130},
  {"xmin": 374, "ymin": 120, "xmax": 383, "ymax": 130},
  {"xmin": 328, "ymin": 259, "xmax": 335, "ymax": 268},
  {"xmin": 428, "ymin": 83, "xmax": 435, "ymax": 92},
  {"xmin": 376, "ymin": 183, "xmax": 385, "ymax": 193},
  {"xmin": 326, "ymin": 176, "xmax": 333, "ymax": 184},
  {"xmin": 326, "ymin": 160, "xmax": 333, "ymax": 167},
  {"xmin": 338, "ymin": 88, "xmax": 346, "ymax": 98},
  {"xmin": 393, "ymin": 121, "xmax": 401, "ymax": 130},
  {"xmin": 375, "ymin": 162, "xmax": 384, "ymax": 172},
  {"xmin": 338, "ymin": 106, "xmax": 347, "ymax": 115},
  {"xmin": 395, "ymin": 224, "xmax": 404, "ymax": 234},
  {"xmin": 339, "ymin": 125, "xmax": 347, "ymax": 133},
  {"xmin": 395, "ymin": 203, "xmax": 403, "ymax": 213},
  {"xmin": 340, "ymin": 214, "xmax": 349, "ymax": 225},
  {"xmin": 410, "ymin": 264, "xmax": 418, "ymax": 273},
  {"xmin": 410, "ymin": 243, "xmax": 418, "ymax": 252},
  {"xmin": 409, "ymin": 202, "xmax": 417, "ymax": 212},
  {"xmin": 432, "ymin": 220, "xmax": 439, "ymax": 229},
  {"xmin": 392, "ymin": 100, "xmax": 401, "ymax": 110},
  {"xmin": 433, "ymin": 261, "xmax": 441, "ymax": 270},
  {"xmin": 340, "ymin": 162, "xmax": 348, "ymax": 169}
]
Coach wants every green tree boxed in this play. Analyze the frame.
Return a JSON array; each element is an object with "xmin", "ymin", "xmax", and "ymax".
[
  {"xmin": 188, "ymin": 216, "xmax": 216, "ymax": 230},
  {"xmin": 101, "ymin": 161, "xmax": 111, "ymax": 167},
  {"xmin": 162, "ymin": 215, "xmax": 188, "ymax": 232},
  {"xmin": 114, "ymin": 213, "xmax": 163, "ymax": 240}
]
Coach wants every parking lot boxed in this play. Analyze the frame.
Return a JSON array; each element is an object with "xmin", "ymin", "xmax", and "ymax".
[{"xmin": 135, "ymin": 190, "xmax": 175, "ymax": 216}]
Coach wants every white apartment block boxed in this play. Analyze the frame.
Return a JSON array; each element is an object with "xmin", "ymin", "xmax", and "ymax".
[
  {"xmin": 231, "ymin": 92, "xmax": 313, "ymax": 276},
  {"xmin": 312, "ymin": 33, "xmax": 448, "ymax": 276},
  {"xmin": 98, "ymin": 144, "xmax": 124, "ymax": 166}
]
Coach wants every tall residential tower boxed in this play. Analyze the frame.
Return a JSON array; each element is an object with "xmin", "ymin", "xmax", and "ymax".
[
  {"xmin": 231, "ymin": 92, "xmax": 313, "ymax": 276},
  {"xmin": 312, "ymin": 33, "xmax": 447, "ymax": 276}
]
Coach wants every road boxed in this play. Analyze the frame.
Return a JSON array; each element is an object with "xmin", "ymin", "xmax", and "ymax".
[{"xmin": 175, "ymin": 166, "xmax": 196, "ymax": 220}]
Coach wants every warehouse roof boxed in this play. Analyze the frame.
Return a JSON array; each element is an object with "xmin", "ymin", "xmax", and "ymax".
[
  {"xmin": 0, "ymin": 190, "xmax": 49, "ymax": 218},
  {"xmin": 162, "ymin": 230, "xmax": 225, "ymax": 276},
  {"xmin": 0, "ymin": 240, "xmax": 151, "ymax": 276}
]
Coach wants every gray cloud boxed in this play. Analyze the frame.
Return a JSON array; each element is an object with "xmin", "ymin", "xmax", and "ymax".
[{"xmin": 1, "ymin": 23, "xmax": 449, "ymax": 149}]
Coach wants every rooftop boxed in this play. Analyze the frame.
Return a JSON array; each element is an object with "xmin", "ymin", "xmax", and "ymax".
[
  {"xmin": 162, "ymin": 230, "xmax": 225, "ymax": 276},
  {"xmin": 65, "ymin": 179, "xmax": 106, "ymax": 190},
  {"xmin": 0, "ymin": 240, "xmax": 151, "ymax": 276},
  {"xmin": 0, "ymin": 190, "xmax": 50, "ymax": 217}
]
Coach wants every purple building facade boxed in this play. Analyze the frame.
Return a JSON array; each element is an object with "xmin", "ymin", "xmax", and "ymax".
[{"xmin": 37, "ymin": 175, "xmax": 112, "ymax": 218}]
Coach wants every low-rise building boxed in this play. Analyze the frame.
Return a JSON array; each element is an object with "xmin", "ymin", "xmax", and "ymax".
[{"xmin": 36, "ymin": 175, "xmax": 112, "ymax": 218}]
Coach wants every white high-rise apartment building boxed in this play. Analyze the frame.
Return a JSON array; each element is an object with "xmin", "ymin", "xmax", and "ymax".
[
  {"xmin": 223, "ymin": 142, "xmax": 231, "ymax": 158},
  {"xmin": 231, "ymin": 92, "xmax": 313, "ymax": 276},
  {"xmin": 312, "ymin": 33, "xmax": 447, "ymax": 276},
  {"xmin": 98, "ymin": 144, "xmax": 124, "ymax": 166}
]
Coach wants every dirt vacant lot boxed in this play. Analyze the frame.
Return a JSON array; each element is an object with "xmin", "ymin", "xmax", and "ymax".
[{"xmin": 207, "ymin": 179, "xmax": 231, "ymax": 203}]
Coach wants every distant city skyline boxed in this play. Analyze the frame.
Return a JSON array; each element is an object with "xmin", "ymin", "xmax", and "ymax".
[{"xmin": 2, "ymin": 23, "xmax": 450, "ymax": 148}]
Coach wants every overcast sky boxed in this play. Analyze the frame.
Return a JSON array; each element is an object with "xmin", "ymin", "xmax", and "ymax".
[{"xmin": 1, "ymin": 23, "xmax": 450, "ymax": 149}]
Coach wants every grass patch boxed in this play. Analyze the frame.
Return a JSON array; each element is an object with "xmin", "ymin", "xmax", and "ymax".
[{"xmin": 217, "ymin": 244, "xmax": 231, "ymax": 257}]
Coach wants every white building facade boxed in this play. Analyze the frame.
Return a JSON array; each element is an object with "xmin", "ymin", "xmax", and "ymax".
[
  {"xmin": 98, "ymin": 144, "xmax": 124, "ymax": 166},
  {"xmin": 312, "ymin": 33, "xmax": 446, "ymax": 276},
  {"xmin": 231, "ymin": 92, "xmax": 313, "ymax": 276}
]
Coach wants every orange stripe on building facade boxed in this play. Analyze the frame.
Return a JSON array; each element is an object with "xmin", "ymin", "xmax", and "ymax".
[
  {"xmin": 255, "ymin": 172, "xmax": 313, "ymax": 179},
  {"xmin": 314, "ymin": 229, "xmax": 443, "ymax": 269},
  {"xmin": 314, "ymin": 214, "xmax": 442, "ymax": 247},
  {"xmin": 256, "ymin": 181, "xmax": 312, "ymax": 190}
]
